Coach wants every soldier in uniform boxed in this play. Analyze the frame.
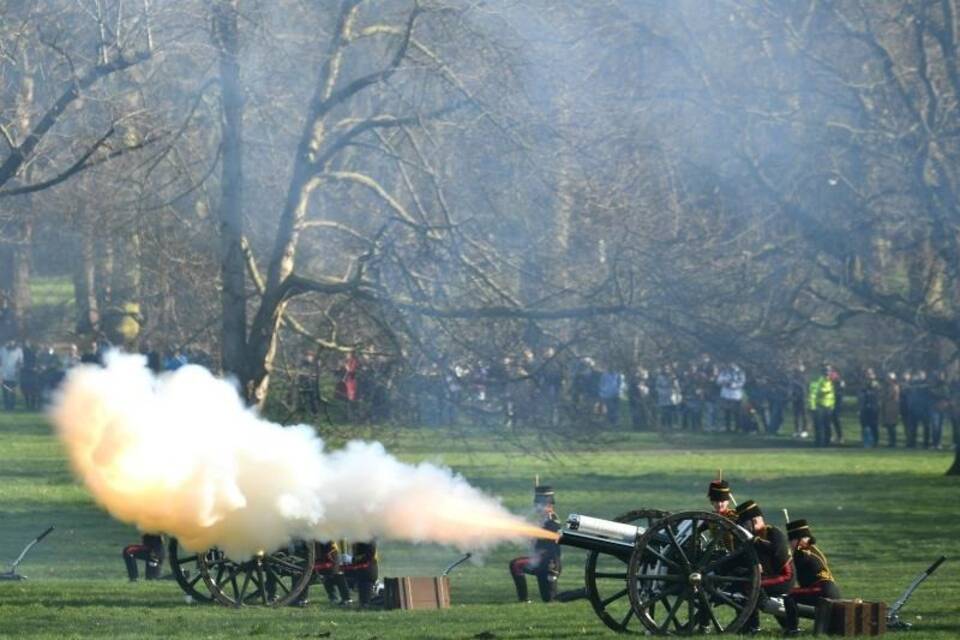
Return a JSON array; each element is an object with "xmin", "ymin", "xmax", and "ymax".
[
  {"xmin": 343, "ymin": 540, "xmax": 379, "ymax": 607},
  {"xmin": 735, "ymin": 500, "xmax": 795, "ymax": 634},
  {"xmin": 782, "ymin": 519, "xmax": 840, "ymax": 635},
  {"xmin": 122, "ymin": 533, "xmax": 165, "ymax": 581},
  {"xmin": 707, "ymin": 478, "xmax": 736, "ymax": 518},
  {"xmin": 287, "ymin": 541, "xmax": 351, "ymax": 607},
  {"xmin": 508, "ymin": 485, "xmax": 562, "ymax": 602}
]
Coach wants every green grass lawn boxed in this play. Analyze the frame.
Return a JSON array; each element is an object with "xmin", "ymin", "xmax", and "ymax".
[{"xmin": 0, "ymin": 410, "xmax": 957, "ymax": 638}]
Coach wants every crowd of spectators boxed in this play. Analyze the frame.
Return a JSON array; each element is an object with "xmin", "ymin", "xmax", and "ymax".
[
  {"xmin": 1, "ymin": 330, "xmax": 956, "ymax": 452},
  {"xmin": 290, "ymin": 348, "xmax": 960, "ymax": 450},
  {"xmin": 0, "ymin": 336, "xmax": 212, "ymax": 411}
]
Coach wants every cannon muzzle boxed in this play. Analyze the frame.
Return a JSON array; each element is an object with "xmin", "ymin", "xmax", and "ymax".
[
  {"xmin": 558, "ymin": 514, "xmax": 644, "ymax": 561},
  {"xmin": 565, "ymin": 514, "xmax": 644, "ymax": 541}
]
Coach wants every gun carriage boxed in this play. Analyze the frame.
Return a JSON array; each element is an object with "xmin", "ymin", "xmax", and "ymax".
[
  {"xmin": 561, "ymin": 509, "xmax": 769, "ymax": 635},
  {"xmin": 167, "ymin": 538, "xmax": 317, "ymax": 607}
]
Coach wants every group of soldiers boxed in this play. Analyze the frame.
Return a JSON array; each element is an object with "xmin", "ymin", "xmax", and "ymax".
[
  {"xmin": 707, "ymin": 479, "xmax": 839, "ymax": 635},
  {"xmin": 122, "ymin": 536, "xmax": 380, "ymax": 608},
  {"xmin": 509, "ymin": 480, "xmax": 840, "ymax": 636}
]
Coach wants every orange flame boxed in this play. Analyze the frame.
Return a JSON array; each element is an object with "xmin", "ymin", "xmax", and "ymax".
[{"xmin": 436, "ymin": 511, "xmax": 561, "ymax": 542}]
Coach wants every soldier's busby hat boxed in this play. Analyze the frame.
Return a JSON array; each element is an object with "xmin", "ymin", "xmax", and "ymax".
[
  {"xmin": 735, "ymin": 500, "xmax": 763, "ymax": 523},
  {"xmin": 708, "ymin": 480, "xmax": 731, "ymax": 502},
  {"xmin": 534, "ymin": 485, "xmax": 555, "ymax": 506},
  {"xmin": 786, "ymin": 519, "xmax": 816, "ymax": 544}
]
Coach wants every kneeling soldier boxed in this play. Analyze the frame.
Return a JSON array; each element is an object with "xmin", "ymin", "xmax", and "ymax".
[
  {"xmin": 122, "ymin": 533, "xmax": 165, "ymax": 581},
  {"xmin": 509, "ymin": 485, "xmax": 562, "ymax": 603},
  {"xmin": 782, "ymin": 519, "xmax": 840, "ymax": 635},
  {"xmin": 735, "ymin": 500, "xmax": 795, "ymax": 634}
]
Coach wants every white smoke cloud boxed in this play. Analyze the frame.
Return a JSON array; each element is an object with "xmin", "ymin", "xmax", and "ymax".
[{"xmin": 48, "ymin": 352, "xmax": 551, "ymax": 558}]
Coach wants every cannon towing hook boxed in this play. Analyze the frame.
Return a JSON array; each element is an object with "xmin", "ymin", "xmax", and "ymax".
[{"xmin": 1, "ymin": 526, "xmax": 55, "ymax": 581}]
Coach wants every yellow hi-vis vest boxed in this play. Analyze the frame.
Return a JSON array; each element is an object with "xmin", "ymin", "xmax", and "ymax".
[{"xmin": 808, "ymin": 376, "xmax": 835, "ymax": 411}]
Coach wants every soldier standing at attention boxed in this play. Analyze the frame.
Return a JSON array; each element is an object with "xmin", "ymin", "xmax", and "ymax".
[
  {"xmin": 122, "ymin": 533, "xmax": 165, "ymax": 581},
  {"xmin": 735, "ymin": 500, "xmax": 795, "ymax": 635},
  {"xmin": 343, "ymin": 540, "xmax": 379, "ymax": 607},
  {"xmin": 509, "ymin": 485, "xmax": 562, "ymax": 602},
  {"xmin": 782, "ymin": 519, "xmax": 841, "ymax": 636},
  {"xmin": 707, "ymin": 477, "xmax": 736, "ymax": 518},
  {"xmin": 286, "ymin": 541, "xmax": 351, "ymax": 607}
]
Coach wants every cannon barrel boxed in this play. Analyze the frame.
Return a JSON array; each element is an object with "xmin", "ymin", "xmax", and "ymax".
[
  {"xmin": 558, "ymin": 530, "xmax": 635, "ymax": 560},
  {"xmin": 558, "ymin": 514, "xmax": 645, "ymax": 561},
  {"xmin": 565, "ymin": 514, "xmax": 645, "ymax": 541}
]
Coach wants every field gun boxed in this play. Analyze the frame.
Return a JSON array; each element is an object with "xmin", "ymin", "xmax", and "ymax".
[{"xmin": 557, "ymin": 509, "xmax": 766, "ymax": 635}]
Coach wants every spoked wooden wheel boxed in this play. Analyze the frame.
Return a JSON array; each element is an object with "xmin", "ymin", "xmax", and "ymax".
[
  {"xmin": 628, "ymin": 511, "xmax": 760, "ymax": 635},
  {"xmin": 584, "ymin": 509, "xmax": 670, "ymax": 634},
  {"xmin": 168, "ymin": 537, "xmax": 215, "ymax": 603},
  {"xmin": 199, "ymin": 541, "xmax": 316, "ymax": 607}
]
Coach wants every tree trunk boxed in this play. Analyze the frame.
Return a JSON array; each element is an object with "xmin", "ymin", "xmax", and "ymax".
[
  {"xmin": 213, "ymin": 0, "xmax": 247, "ymax": 382},
  {"xmin": 10, "ymin": 217, "xmax": 31, "ymax": 335},
  {"xmin": 95, "ymin": 227, "xmax": 114, "ymax": 311},
  {"xmin": 947, "ymin": 446, "xmax": 960, "ymax": 476},
  {"xmin": 73, "ymin": 220, "xmax": 99, "ymax": 336},
  {"xmin": 6, "ymin": 53, "xmax": 35, "ymax": 335}
]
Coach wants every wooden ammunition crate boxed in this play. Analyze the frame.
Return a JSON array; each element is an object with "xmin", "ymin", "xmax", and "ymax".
[
  {"xmin": 814, "ymin": 598, "xmax": 886, "ymax": 636},
  {"xmin": 383, "ymin": 576, "xmax": 451, "ymax": 610}
]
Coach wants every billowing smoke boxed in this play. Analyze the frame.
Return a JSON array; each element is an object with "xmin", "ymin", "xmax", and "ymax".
[{"xmin": 48, "ymin": 352, "xmax": 552, "ymax": 558}]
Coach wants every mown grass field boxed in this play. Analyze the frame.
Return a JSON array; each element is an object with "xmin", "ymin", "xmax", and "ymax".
[{"xmin": 0, "ymin": 409, "xmax": 957, "ymax": 639}]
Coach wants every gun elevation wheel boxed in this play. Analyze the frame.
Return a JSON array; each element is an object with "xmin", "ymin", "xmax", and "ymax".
[
  {"xmin": 584, "ymin": 508, "xmax": 670, "ymax": 634},
  {"xmin": 628, "ymin": 511, "xmax": 760, "ymax": 635},
  {"xmin": 168, "ymin": 537, "xmax": 215, "ymax": 603},
  {"xmin": 198, "ymin": 541, "xmax": 316, "ymax": 607}
]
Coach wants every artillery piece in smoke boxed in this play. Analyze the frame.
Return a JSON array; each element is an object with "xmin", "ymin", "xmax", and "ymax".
[
  {"xmin": 559, "ymin": 509, "xmax": 774, "ymax": 635},
  {"xmin": 167, "ymin": 538, "xmax": 316, "ymax": 607}
]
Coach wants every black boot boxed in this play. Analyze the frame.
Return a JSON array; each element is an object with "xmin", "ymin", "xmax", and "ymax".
[{"xmin": 512, "ymin": 573, "xmax": 529, "ymax": 602}]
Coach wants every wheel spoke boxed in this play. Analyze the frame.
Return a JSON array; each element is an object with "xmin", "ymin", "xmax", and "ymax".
[
  {"xmin": 620, "ymin": 607, "xmax": 635, "ymax": 629},
  {"xmin": 255, "ymin": 565, "xmax": 268, "ymax": 605},
  {"xmin": 238, "ymin": 569, "xmax": 253, "ymax": 602},
  {"xmin": 266, "ymin": 566, "xmax": 291, "ymax": 596},
  {"xmin": 697, "ymin": 589, "xmax": 725, "ymax": 633},
  {"xmin": 594, "ymin": 571, "xmax": 628, "ymax": 580},
  {"xmin": 269, "ymin": 556, "xmax": 307, "ymax": 574},
  {"xmin": 703, "ymin": 545, "xmax": 749, "ymax": 573},
  {"xmin": 188, "ymin": 573, "xmax": 203, "ymax": 588},
  {"xmin": 634, "ymin": 573, "xmax": 683, "ymax": 583},
  {"xmin": 665, "ymin": 523, "xmax": 693, "ymax": 569},
  {"xmin": 639, "ymin": 585, "xmax": 678, "ymax": 609},
  {"xmin": 658, "ymin": 594, "xmax": 685, "ymax": 634},
  {"xmin": 690, "ymin": 524, "xmax": 702, "ymax": 561},
  {"xmin": 204, "ymin": 558, "xmax": 228, "ymax": 568},
  {"xmin": 229, "ymin": 577, "xmax": 240, "ymax": 602},
  {"xmin": 696, "ymin": 535, "xmax": 726, "ymax": 569},
  {"xmin": 601, "ymin": 587, "xmax": 628, "ymax": 608},
  {"xmin": 703, "ymin": 585, "xmax": 744, "ymax": 611},
  {"xmin": 642, "ymin": 545, "xmax": 682, "ymax": 571}
]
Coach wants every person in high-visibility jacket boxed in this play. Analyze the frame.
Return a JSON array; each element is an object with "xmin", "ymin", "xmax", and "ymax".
[{"xmin": 808, "ymin": 365, "xmax": 836, "ymax": 447}]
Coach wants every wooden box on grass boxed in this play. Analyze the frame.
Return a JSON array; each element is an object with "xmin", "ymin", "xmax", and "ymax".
[
  {"xmin": 383, "ymin": 576, "xmax": 451, "ymax": 610},
  {"xmin": 814, "ymin": 598, "xmax": 886, "ymax": 636}
]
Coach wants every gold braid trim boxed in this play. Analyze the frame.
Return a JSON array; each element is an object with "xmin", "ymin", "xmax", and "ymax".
[{"xmin": 809, "ymin": 545, "xmax": 834, "ymax": 583}]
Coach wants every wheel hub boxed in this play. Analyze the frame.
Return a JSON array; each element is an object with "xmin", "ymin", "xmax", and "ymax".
[{"xmin": 688, "ymin": 571, "xmax": 702, "ymax": 587}]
